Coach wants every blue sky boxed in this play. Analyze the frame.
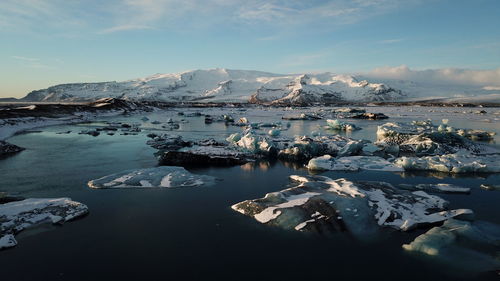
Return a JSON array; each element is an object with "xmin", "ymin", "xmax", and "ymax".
[{"xmin": 1, "ymin": 0, "xmax": 499, "ymax": 98}]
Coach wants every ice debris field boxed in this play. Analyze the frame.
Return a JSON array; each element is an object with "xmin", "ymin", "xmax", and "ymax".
[{"xmin": 1, "ymin": 104, "xmax": 499, "ymax": 276}]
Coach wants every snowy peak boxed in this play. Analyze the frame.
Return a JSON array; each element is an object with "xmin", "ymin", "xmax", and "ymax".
[{"xmin": 22, "ymin": 68, "xmax": 406, "ymax": 104}]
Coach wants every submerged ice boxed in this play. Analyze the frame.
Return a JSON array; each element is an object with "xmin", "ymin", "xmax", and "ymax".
[{"xmin": 402, "ymin": 219, "xmax": 500, "ymax": 273}]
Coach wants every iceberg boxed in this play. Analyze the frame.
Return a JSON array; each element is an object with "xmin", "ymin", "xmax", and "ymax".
[
  {"xmin": 397, "ymin": 183, "xmax": 470, "ymax": 194},
  {"xmin": 88, "ymin": 166, "xmax": 216, "ymax": 188},
  {"xmin": 479, "ymin": 184, "xmax": 500, "ymax": 191},
  {"xmin": 325, "ymin": 119, "xmax": 360, "ymax": 131},
  {"xmin": 0, "ymin": 198, "xmax": 88, "ymax": 250},
  {"xmin": 232, "ymin": 175, "xmax": 472, "ymax": 236},
  {"xmin": 402, "ymin": 219, "xmax": 500, "ymax": 273},
  {"xmin": 307, "ymin": 155, "xmax": 404, "ymax": 172},
  {"xmin": 376, "ymin": 121, "xmax": 496, "ymax": 156},
  {"xmin": 159, "ymin": 146, "xmax": 251, "ymax": 166},
  {"xmin": 146, "ymin": 134, "xmax": 192, "ymax": 150},
  {"xmin": 394, "ymin": 150, "xmax": 500, "ymax": 173}
]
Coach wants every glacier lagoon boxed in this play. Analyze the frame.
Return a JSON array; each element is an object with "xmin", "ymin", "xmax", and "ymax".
[{"xmin": 0, "ymin": 105, "xmax": 499, "ymax": 280}]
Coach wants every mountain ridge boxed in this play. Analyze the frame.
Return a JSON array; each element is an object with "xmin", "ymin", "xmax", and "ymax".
[{"xmin": 16, "ymin": 68, "xmax": 499, "ymax": 105}]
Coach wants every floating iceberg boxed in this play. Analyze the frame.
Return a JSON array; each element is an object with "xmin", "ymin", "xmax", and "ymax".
[
  {"xmin": 394, "ymin": 151, "xmax": 500, "ymax": 173},
  {"xmin": 402, "ymin": 219, "xmax": 500, "ymax": 273},
  {"xmin": 480, "ymin": 184, "xmax": 500, "ymax": 191},
  {"xmin": 0, "ymin": 198, "xmax": 88, "ymax": 250},
  {"xmin": 325, "ymin": 119, "xmax": 360, "ymax": 131},
  {"xmin": 232, "ymin": 175, "xmax": 472, "ymax": 237},
  {"xmin": 146, "ymin": 134, "xmax": 192, "ymax": 150},
  {"xmin": 88, "ymin": 166, "xmax": 216, "ymax": 188},
  {"xmin": 277, "ymin": 135, "xmax": 362, "ymax": 161},
  {"xmin": 376, "ymin": 121, "xmax": 496, "ymax": 156},
  {"xmin": 159, "ymin": 146, "xmax": 250, "ymax": 166},
  {"xmin": 307, "ymin": 155, "xmax": 404, "ymax": 172}
]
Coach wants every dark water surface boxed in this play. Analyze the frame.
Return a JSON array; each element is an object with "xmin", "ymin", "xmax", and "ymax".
[{"xmin": 1, "ymin": 107, "xmax": 499, "ymax": 281}]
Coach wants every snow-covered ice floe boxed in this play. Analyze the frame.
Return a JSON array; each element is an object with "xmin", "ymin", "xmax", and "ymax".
[
  {"xmin": 376, "ymin": 121, "xmax": 497, "ymax": 156},
  {"xmin": 402, "ymin": 219, "xmax": 500, "ymax": 273},
  {"xmin": 88, "ymin": 166, "xmax": 216, "ymax": 189},
  {"xmin": 231, "ymin": 175, "xmax": 472, "ymax": 238},
  {"xmin": 0, "ymin": 198, "xmax": 88, "ymax": 250},
  {"xmin": 394, "ymin": 150, "xmax": 500, "ymax": 173},
  {"xmin": 307, "ymin": 155, "xmax": 403, "ymax": 172}
]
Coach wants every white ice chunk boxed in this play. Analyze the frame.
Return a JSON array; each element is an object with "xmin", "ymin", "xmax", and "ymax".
[
  {"xmin": 88, "ymin": 166, "xmax": 215, "ymax": 189},
  {"xmin": 394, "ymin": 150, "xmax": 500, "ymax": 173},
  {"xmin": 307, "ymin": 155, "xmax": 403, "ymax": 172},
  {"xmin": 253, "ymin": 192, "xmax": 321, "ymax": 223}
]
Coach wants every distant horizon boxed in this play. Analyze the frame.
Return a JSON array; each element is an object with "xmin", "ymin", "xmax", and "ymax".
[{"xmin": 1, "ymin": 0, "xmax": 500, "ymax": 98}]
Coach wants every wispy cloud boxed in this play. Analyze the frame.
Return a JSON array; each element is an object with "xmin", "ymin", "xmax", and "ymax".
[
  {"xmin": 0, "ymin": 0, "xmax": 88, "ymax": 32},
  {"xmin": 11, "ymin": 55, "xmax": 59, "ymax": 69},
  {"xmin": 97, "ymin": 0, "xmax": 421, "ymax": 33},
  {"xmin": 378, "ymin": 38, "xmax": 404, "ymax": 44},
  {"xmin": 0, "ymin": 0, "xmax": 425, "ymax": 34},
  {"xmin": 11, "ymin": 55, "xmax": 39, "ymax": 61},
  {"xmin": 98, "ymin": 24, "xmax": 154, "ymax": 34}
]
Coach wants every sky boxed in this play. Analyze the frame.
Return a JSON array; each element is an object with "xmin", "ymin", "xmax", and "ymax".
[{"xmin": 1, "ymin": 0, "xmax": 499, "ymax": 98}]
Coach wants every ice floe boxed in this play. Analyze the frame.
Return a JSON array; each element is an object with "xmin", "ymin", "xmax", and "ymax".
[
  {"xmin": 376, "ymin": 121, "xmax": 496, "ymax": 156},
  {"xmin": 325, "ymin": 119, "xmax": 360, "ymax": 131},
  {"xmin": 88, "ymin": 166, "xmax": 215, "ymax": 188},
  {"xmin": 307, "ymin": 155, "xmax": 403, "ymax": 172},
  {"xmin": 232, "ymin": 175, "xmax": 472, "ymax": 236},
  {"xmin": 0, "ymin": 198, "xmax": 88, "ymax": 250},
  {"xmin": 402, "ymin": 219, "xmax": 500, "ymax": 273},
  {"xmin": 159, "ymin": 146, "xmax": 251, "ymax": 166},
  {"xmin": 394, "ymin": 150, "xmax": 500, "ymax": 173},
  {"xmin": 479, "ymin": 184, "xmax": 500, "ymax": 191},
  {"xmin": 397, "ymin": 183, "xmax": 470, "ymax": 194},
  {"xmin": 146, "ymin": 134, "xmax": 192, "ymax": 150}
]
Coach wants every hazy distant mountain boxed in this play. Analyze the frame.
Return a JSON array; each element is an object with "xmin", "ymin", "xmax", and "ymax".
[{"xmin": 18, "ymin": 68, "xmax": 498, "ymax": 105}]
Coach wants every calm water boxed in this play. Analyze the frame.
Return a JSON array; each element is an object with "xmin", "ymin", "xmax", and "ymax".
[{"xmin": 0, "ymin": 106, "xmax": 499, "ymax": 281}]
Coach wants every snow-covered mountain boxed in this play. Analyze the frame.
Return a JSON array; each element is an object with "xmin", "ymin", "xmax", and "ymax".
[
  {"xmin": 19, "ymin": 68, "xmax": 499, "ymax": 105},
  {"xmin": 20, "ymin": 69, "xmax": 404, "ymax": 105}
]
